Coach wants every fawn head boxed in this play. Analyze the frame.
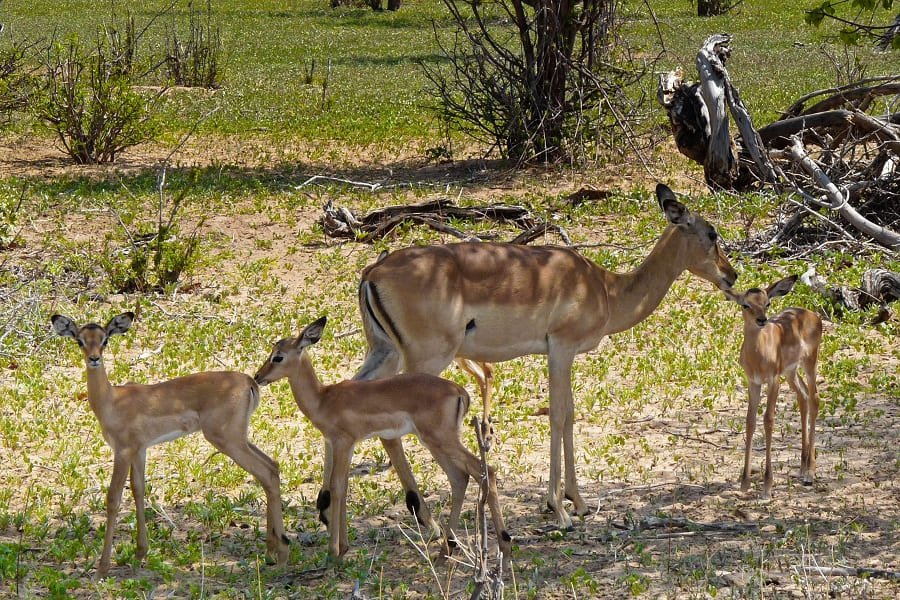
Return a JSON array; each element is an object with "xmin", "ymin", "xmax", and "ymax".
[
  {"xmin": 254, "ymin": 316, "xmax": 327, "ymax": 385},
  {"xmin": 51, "ymin": 312, "xmax": 134, "ymax": 368},
  {"xmin": 723, "ymin": 275, "xmax": 798, "ymax": 327}
]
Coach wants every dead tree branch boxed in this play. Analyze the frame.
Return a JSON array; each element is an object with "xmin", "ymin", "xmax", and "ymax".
[
  {"xmin": 658, "ymin": 37, "xmax": 900, "ymax": 253},
  {"xmin": 319, "ymin": 198, "xmax": 571, "ymax": 245}
]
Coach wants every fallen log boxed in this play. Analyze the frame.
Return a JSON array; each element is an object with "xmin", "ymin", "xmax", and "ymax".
[{"xmin": 319, "ymin": 198, "xmax": 571, "ymax": 245}]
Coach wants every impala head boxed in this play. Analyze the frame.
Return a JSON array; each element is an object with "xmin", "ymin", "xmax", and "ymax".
[
  {"xmin": 254, "ymin": 316, "xmax": 327, "ymax": 385},
  {"xmin": 723, "ymin": 275, "xmax": 798, "ymax": 327},
  {"xmin": 656, "ymin": 183, "xmax": 737, "ymax": 291},
  {"xmin": 51, "ymin": 312, "xmax": 134, "ymax": 369}
]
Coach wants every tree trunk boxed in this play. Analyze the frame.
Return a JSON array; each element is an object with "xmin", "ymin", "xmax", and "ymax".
[
  {"xmin": 698, "ymin": 0, "xmax": 730, "ymax": 17},
  {"xmin": 387, "ymin": 0, "xmax": 401, "ymax": 10}
]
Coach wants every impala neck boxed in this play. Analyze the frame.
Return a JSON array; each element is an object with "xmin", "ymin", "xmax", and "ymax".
[
  {"xmin": 286, "ymin": 353, "xmax": 326, "ymax": 421},
  {"xmin": 84, "ymin": 361, "xmax": 114, "ymax": 420},
  {"xmin": 603, "ymin": 225, "xmax": 692, "ymax": 335}
]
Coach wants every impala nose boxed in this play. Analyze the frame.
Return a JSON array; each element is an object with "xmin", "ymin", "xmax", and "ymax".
[{"xmin": 756, "ymin": 317, "xmax": 767, "ymax": 327}]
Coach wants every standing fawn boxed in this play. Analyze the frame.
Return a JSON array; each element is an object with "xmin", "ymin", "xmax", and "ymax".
[
  {"xmin": 51, "ymin": 312, "xmax": 289, "ymax": 576},
  {"xmin": 253, "ymin": 316, "xmax": 512, "ymax": 565},
  {"xmin": 723, "ymin": 276, "xmax": 823, "ymax": 499}
]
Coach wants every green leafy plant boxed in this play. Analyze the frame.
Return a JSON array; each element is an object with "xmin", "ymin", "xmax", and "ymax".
[
  {"xmin": 36, "ymin": 34, "xmax": 162, "ymax": 164},
  {"xmin": 98, "ymin": 172, "xmax": 205, "ymax": 293},
  {"xmin": 165, "ymin": 0, "xmax": 224, "ymax": 88},
  {"xmin": 806, "ymin": 0, "xmax": 899, "ymax": 48}
]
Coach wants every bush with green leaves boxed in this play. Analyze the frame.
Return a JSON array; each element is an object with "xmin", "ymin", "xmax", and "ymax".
[
  {"xmin": 98, "ymin": 180, "xmax": 205, "ymax": 293},
  {"xmin": 35, "ymin": 34, "xmax": 161, "ymax": 164}
]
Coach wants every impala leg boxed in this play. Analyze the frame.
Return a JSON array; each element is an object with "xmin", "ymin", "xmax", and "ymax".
[
  {"xmin": 129, "ymin": 449, "xmax": 148, "ymax": 562},
  {"xmin": 804, "ymin": 358, "xmax": 820, "ymax": 484},
  {"xmin": 317, "ymin": 438, "xmax": 334, "ymax": 525},
  {"xmin": 762, "ymin": 379, "xmax": 780, "ymax": 500},
  {"xmin": 461, "ymin": 448, "xmax": 512, "ymax": 568},
  {"xmin": 328, "ymin": 441, "xmax": 354, "ymax": 558},
  {"xmin": 742, "ymin": 382, "xmax": 762, "ymax": 493},
  {"xmin": 206, "ymin": 434, "xmax": 289, "ymax": 566},
  {"xmin": 381, "ymin": 437, "xmax": 441, "ymax": 538},
  {"xmin": 456, "ymin": 359, "xmax": 495, "ymax": 450},
  {"xmin": 786, "ymin": 368, "xmax": 810, "ymax": 482},
  {"xmin": 98, "ymin": 451, "xmax": 132, "ymax": 576},
  {"xmin": 547, "ymin": 349, "xmax": 576, "ymax": 529},
  {"xmin": 429, "ymin": 446, "xmax": 470, "ymax": 560}
]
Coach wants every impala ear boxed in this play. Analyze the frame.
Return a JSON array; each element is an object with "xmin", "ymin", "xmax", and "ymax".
[
  {"xmin": 105, "ymin": 312, "xmax": 134, "ymax": 337},
  {"xmin": 766, "ymin": 275, "xmax": 798, "ymax": 300},
  {"xmin": 51, "ymin": 314, "xmax": 79, "ymax": 339},
  {"xmin": 656, "ymin": 184, "xmax": 693, "ymax": 226},
  {"xmin": 297, "ymin": 316, "xmax": 327, "ymax": 349},
  {"xmin": 721, "ymin": 288, "xmax": 742, "ymax": 304}
]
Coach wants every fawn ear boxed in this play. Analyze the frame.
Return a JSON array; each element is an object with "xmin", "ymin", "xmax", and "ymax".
[
  {"xmin": 766, "ymin": 275, "xmax": 798, "ymax": 300},
  {"xmin": 105, "ymin": 312, "xmax": 135, "ymax": 337},
  {"xmin": 656, "ymin": 184, "xmax": 693, "ymax": 226},
  {"xmin": 297, "ymin": 316, "xmax": 327, "ymax": 349},
  {"xmin": 51, "ymin": 315, "xmax": 79, "ymax": 339}
]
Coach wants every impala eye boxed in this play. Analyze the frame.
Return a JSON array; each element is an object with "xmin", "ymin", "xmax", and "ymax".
[
  {"xmin": 272, "ymin": 355, "xmax": 284, "ymax": 364},
  {"xmin": 76, "ymin": 339, "xmax": 85, "ymax": 348},
  {"xmin": 709, "ymin": 230, "xmax": 718, "ymax": 242}
]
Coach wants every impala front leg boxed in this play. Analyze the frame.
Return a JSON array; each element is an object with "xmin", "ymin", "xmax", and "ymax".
[
  {"xmin": 328, "ymin": 441, "xmax": 354, "ymax": 558},
  {"xmin": 98, "ymin": 452, "xmax": 132, "ymax": 576},
  {"xmin": 129, "ymin": 450, "xmax": 148, "ymax": 562},
  {"xmin": 547, "ymin": 348, "xmax": 576, "ymax": 530},
  {"xmin": 741, "ymin": 382, "xmax": 762, "ymax": 493}
]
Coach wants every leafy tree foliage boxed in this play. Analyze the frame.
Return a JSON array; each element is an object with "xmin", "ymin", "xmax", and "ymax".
[{"xmin": 806, "ymin": 0, "xmax": 899, "ymax": 48}]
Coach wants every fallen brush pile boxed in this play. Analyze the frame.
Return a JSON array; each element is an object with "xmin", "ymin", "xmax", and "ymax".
[{"xmin": 659, "ymin": 34, "xmax": 900, "ymax": 255}]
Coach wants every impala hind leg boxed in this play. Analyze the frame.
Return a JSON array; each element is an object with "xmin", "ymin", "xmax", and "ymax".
[
  {"xmin": 762, "ymin": 380, "xmax": 781, "ymax": 500},
  {"xmin": 786, "ymin": 368, "xmax": 812, "ymax": 483},
  {"xmin": 456, "ymin": 359, "xmax": 495, "ymax": 450},
  {"xmin": 802, "ymin": 357, "xmax": 820, "ymax": 484},
  {"xmin": 381, "ymin": 437, "xmax": 442, "ymax": 539},
  {"xmin": 459, "ymin": 446, "xmax": 512, "ymax": 568},
  {"xmin": 205, "ymin": 434, "xmax": 289, "ymax": 565}
]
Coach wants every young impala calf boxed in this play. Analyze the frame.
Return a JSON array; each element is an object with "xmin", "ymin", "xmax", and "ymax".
[
  {"xmin": 51, "ymin": 312, "xmax": 289, "ymax": 576},
  {"xmin": 253, "ymin": 316, "xmax": 512, "ymax": 564},
  {"xmin": 723, "ymin": 276, "xmax": 823, "ymax": 499}
]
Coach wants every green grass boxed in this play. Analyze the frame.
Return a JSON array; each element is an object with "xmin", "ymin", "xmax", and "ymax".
[{"xmin": 5, "ymin": 1, "xmax": 896, "ymax": 146}]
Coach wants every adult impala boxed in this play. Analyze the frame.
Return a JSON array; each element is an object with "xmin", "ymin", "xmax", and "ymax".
[
  {"xmin": 353, "ymin": 183, "xmax": 738, "ymax": 529},
  {"xmin": 51, "ymin": 312, "xmax": 289, "ymax": 575},
  {"xmin": 254, "ymin": 317, "xmax": 511, "ymax": 564},
  {"xmin": 723, "ymin": 275, "xmax": 823, "ymax": 499}
]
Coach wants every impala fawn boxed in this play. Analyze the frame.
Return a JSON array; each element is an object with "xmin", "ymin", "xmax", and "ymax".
[
  {"xmin": 254, "ymin": 316, "xmax": 512, "ymax": 565},
  {"xmin": 723, "ymin": 276, "xmax": 823, "ymax": 499},
  {"xmin": 51, "ymin": 312, "xmax": 289, "ymax": 575}
]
